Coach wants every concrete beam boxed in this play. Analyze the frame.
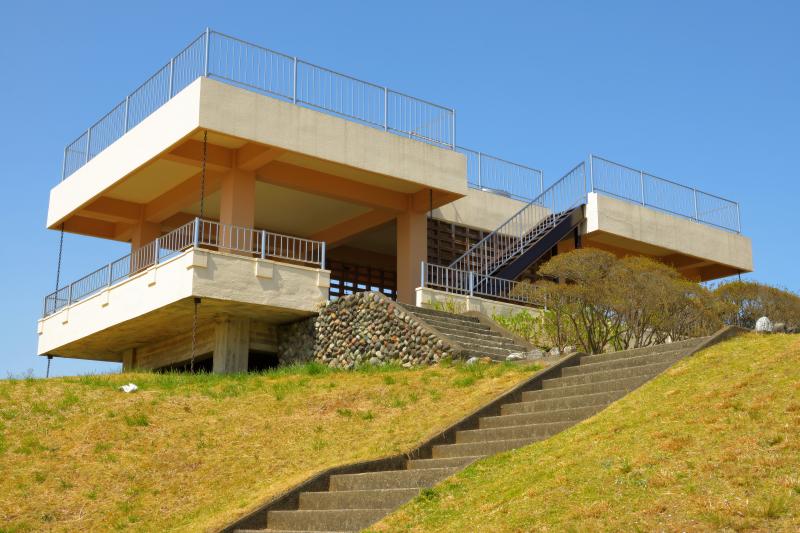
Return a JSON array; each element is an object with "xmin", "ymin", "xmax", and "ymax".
[
  {"xmin": 80, "ymin": 197, "xmax": 144, "ymax": 224},
  {"xmin": 237, "ymin": 143, "xmax": 286, "ymax": 171},
  {"xmin": 162, "ymin": 139, "xmax": 233, "ymax": 172},
  {"xmin": 144, "ymin": 171, "xmax": 223, "ymax": 222},
  {"xmin": 62, "ymin": 216, "xmax": 117, "ymax": 239},
  {"xmin": 256, "ymin": 162, "xmax": 408, "ymax": 212},
  {"xmin": 311, "ymin": 209, "xmax": 397, "ymax": 247}
]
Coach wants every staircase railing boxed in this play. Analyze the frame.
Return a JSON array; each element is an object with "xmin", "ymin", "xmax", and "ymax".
[
  {"xmin": 421, "ymin": 262, "xmax": 544, "ymax": 307},
  {"xmin": 449, "ymin": 161, "xmax": 587, "ymax": 276}
]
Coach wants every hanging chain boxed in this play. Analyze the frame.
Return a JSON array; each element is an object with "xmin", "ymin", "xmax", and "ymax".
[
  {"xmin": 55, "ymin": 223, "xmax": 65, "ymax": 292},
  {"xmin": 190, "ymin": 131, "xmax": 208, "ymax": 372},
  {"xmin": 46, "ymin": 356, "xmax": 52, "ymax": 378}
]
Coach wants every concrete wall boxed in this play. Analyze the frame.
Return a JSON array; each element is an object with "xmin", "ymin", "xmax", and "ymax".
[
  {"xmin": 432, "ymin": 187, "xmax": 529, "ymax": 232},
  {"xmin": 585, "ymin": 192, "xmax": 753, "ymax": 273},
  {"xmin": 415, "ymin": 287, "xmax": 543, "ymax": 319}
]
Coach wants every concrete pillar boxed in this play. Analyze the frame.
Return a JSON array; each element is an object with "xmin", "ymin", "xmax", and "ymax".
[
  {"xmin": 213, "ymin": 318, "xmax": 250, "ymax": 373},
  {"xmin": 131, "ymin": 221, "xmax": 160, "ymax": 251},
  {"xmin": 122, "ymin": 348, "xmax": 137, "ymax": 372},
  {"xmin": 219, "ymin": 169, "xmax": 256, "ymax": 229},
  {"xmin": 396, "ymin": 210, "xmax": 427, "ymax": 304}
]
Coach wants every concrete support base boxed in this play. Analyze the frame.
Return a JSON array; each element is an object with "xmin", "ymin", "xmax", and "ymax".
[{"xmin": 213, "ymin": 318, "xmax": 251, "ymax": 373}]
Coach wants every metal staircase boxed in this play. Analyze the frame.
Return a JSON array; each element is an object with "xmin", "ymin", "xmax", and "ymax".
[{"xmin": 449, "ymin": 162, "xmax": 588, "ymax": 279}]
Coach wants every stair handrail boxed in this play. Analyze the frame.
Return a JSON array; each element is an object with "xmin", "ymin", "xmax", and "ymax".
[{"xmin": 449, "ymin": 161, "xmax": 587, "ymax": 276}]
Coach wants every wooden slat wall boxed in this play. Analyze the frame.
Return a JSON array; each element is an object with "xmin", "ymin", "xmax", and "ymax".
[
  {"xmin": 427, "ymin": 218, "xmax": 491, "ymax": 267},
  {"xmin": 328, "ymin": 260, "xmax": 397, "ymax": 301}
]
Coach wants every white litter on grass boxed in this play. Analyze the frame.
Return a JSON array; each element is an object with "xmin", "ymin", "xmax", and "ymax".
[{"xmin": 119, "ymin": 383, "xmax": 138, "ymax": 393}]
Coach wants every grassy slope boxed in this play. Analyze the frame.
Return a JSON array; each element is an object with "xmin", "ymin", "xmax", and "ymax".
[
  {"xmin": 0, "ymin": 361, "xmax": 541, "ymax": 533},
  {"xmin": 376, "ymin": 334, "xmax": 800, "ymax": 532}
]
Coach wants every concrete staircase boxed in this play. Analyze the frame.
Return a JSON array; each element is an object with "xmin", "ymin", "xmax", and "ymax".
[
  {"xmin": 398, "ymin": 304, "xmax": 530, "ymax": 361},
  {"xmin": 231, "ymin": 335, "xmax": 712, "ymax": 533}
]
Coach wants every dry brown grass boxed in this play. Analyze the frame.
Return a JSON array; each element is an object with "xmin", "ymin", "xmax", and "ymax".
[
  {"xmin": 0, "ymin": 361, "xmax": 540, "ymax": 532},
  {"xmin": 376, "ymin": 333, "xmax": 800, "ymax": 532}
]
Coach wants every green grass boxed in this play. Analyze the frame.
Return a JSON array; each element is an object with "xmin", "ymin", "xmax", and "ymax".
[
  {"xmin": 0, "ymin": 360, "xmax": 540, "ymax": 532},
  {"xmin": 374, "ymin": 333, "xmax": 800, "ymax": 532}
]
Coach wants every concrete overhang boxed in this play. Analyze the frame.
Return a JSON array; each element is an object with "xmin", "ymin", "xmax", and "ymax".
[
  {"xmin": 47, "ymin": 77, "xmax": 468, "ymax": 233},
  {"xmin": 584, "ymin": 192, "xmax": 753, "ymax": 281},
  {"xmin": 37, "ymin": 249, "xmax": 330, "ymax": 361}
]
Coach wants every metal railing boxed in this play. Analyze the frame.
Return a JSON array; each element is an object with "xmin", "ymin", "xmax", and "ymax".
[
  {"xmin": 449, "ymin": 162, "xmax": 587, "ymax": 276},
  {"xmin": 42, "ymin": 218, "xmax": 326, "ymax": 317},
  {"xmin": 421, "ymin": 262, "xmax": 542, "ymax": 307},
  {"xmin": 62, "ymin": 29, "xmax": 455, "ymax": 179},
  {"xmin": 457, "ymin": 147, "xmax": 544, "ymax": 201},
  {"xmin": 589, "ymin": 155, "xmax": 741, "ymax": 233}
]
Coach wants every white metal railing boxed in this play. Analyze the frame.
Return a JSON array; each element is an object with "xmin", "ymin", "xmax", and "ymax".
[
  {"xmin": 449, "ymin": 162, "xmax": 587, "ymax": 276},
  {"xmin": 42, "ymin": 218, "xmax": 326, "ymax": 317},
  {"xmin": 457, "ymin": 147, "xmax": 544, "ymax": 201},
  {"xmin": 62, "ymin": 29, "xmax": 455, "ymax": 179},
  {"xmin": 589, "ymin": 155, "xmax": 741, "ymax": 233},
  {"xmin": 421, "ymin": 262, "xmax": 543, "ymax": 307},
  {"xmin": 60, "ymin": 29, "xmax": 547, "ymax": 203}
]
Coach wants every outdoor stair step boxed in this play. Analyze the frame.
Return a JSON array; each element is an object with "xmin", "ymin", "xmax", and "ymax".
[
  {"xmin": 578, "ymin": 338, "xmax": 704, "ymax": 365},
  {"xmin": 400, "ymin": 305, "xmax": 483, "ymax": 324},
  {"xmin": 432, "ymin": 437, "xmax": 542, "ymax": 459},
  {"xmin": 543, "ymin": 361, "xmax": 675, "ymax": 389},
  {"xmin": 433, "ymin": 329, "xmax": 524, "ymax": 348},
  {"xmin": 455, "ymin": 421, "xmax": 572, "ymax": 443},
  {"xmin": 298, "ymin": 488, "xmax": 419, "ymax": 510},
  {"xmin": 563, "ymin": 350, "xmax": 685, "ymax": 376},
  {"xmin": 480, "ymin": 404, "xmax": 604, "ymax": 429},
  {"xmin": 452, "ymin": 344, "xmax": 518, "ymax": 358},
  {"xmin": 502, "ymin": 389, "xmax": 628, "ymax": 415},
  {"xmin": 418, "ymin": 319, "xmax": 497, "ymax": 336},
  {"xmin": 405, "ymin": 456, "xmax": 483, "ymax": 470},
  {"xmin": 328, "ymin": 467, "xmax": 456, "ymax": 491},
  {"xmin": 520, "ymin": 374, "xmax": 657, "ymax": 402},
  {"xmin": 266, "ymin": 509, "xmax": 387, "ymax": 532}
]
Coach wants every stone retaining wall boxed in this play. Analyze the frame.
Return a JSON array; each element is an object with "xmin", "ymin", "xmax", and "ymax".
[{"xmin": 300, "ymin": 292, "xmax": 452, "ymax": 368}]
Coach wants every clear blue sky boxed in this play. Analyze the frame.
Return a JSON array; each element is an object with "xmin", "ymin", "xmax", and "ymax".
[{"xmin": 1, "ymin": 1, "xmax": 797, "ymax": 377}]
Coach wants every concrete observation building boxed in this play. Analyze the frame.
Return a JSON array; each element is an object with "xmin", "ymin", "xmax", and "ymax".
[{"xmin": 38, "ymin": 30, "xmax": 753, "ymax": 372}]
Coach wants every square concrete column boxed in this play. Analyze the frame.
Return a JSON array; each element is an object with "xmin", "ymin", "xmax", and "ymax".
[
  {"xmin": 219, "ymin": 169, "xmax": 256, "ymax": 229},
  {"xmin": 131, "ymin": 221, "xmax": 160, "ymax": 251},
  {"xmin": 396, "ymin": 210, "xmax": 427, "ymax": 304},
  {"xmin": 122, "ymin": 348, "xmax": 137, "ymax": 372},
  {"xmin": 213, "ymin": 318, "xmax": 250, "ymax": 373}
]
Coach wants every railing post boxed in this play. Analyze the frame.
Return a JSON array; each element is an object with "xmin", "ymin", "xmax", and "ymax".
[
  {"xmin": 68, "ymin": 283, "xmax": 74, "ymax": 305},
  {"xmin": 193, "ymin": 217, "xmax": 200, "ymax": 247},
  {"xmin": 321, "ymin": 241, "xmax": 327, "ymax": 269},
  {"xmin": 203, "ymin": 28, "xmax": 210, "ymax": 77},
  {"xmin": 736, "ymin": 203, "xmax": 741, "ymax": 233},
  {"xmin": 260, "ymin": 230, "xmax": 267, "ymax": 259},
  {"xmin": 107, "ymin": 263, "xmax": 113, "ymax": 287},
  {"xmin": 154, "ymin": 238, "xmax": 161, "ymax": 265},
  {"xmin": 420, "ymin": 261, "xmax": 426, "ymax": 288},
  {"xmin": 477, "ymin": 152, "xmax": 482, "ymax": 188},
  {"xmin": 639, "ymin": 169, "xmax": 645, "ymax": 205},
  {"xmin": 692, "ymin": 188, "xmax": 699, "ymax": 221},
  {"xmin": 469, "ymin": 271, "xmax": 474, "ymax": 297},
  {"xmin": 451, "ymin": 109, "xmax": 456, "ymax": 150},
  {"xmin": 168, "ymin": 57, "xmax": 174, "ymax": 98},
  {"xmin": 85, "ymin": 128, "xmax": 91, "ymax": 163},
  {"xmin": 123, "ymin": 95, "xmax": 130, "ymax": 133},
  {"xmin": 383, "ymin": 87, "xmax": 388, "ymax": 131},
  {"xmin": 61, "ymin": 147, "xmax": 67, "ymax": 181},
  {"xmin": 589, "ymin": 154, "xmax": 594, "ymax": 192},
  {"xmin": 292, "ymin": 57, "xmax": 298, "ymax": 103},
  {"xmin": 539, "ymin": 171, "xmax": 544, "ymax": 197}
]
